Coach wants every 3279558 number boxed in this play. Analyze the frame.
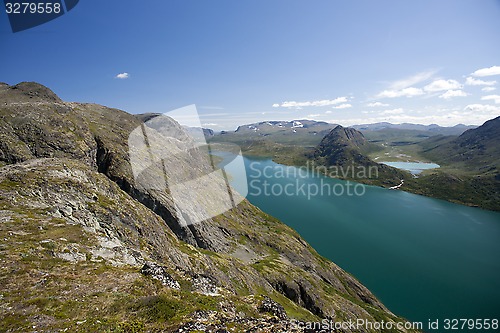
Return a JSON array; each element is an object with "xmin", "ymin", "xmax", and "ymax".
[
  {"xmin": 5, "ymin": 2, "xmax": 61, "ymax": 14},
  {"xmin": 443, "ymin": 319, "xmax": 498, "ymax": 330}
]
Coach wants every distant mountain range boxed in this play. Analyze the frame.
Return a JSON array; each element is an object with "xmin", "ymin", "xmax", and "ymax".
[
  {"xmin": 212, "ymin": 119, "xmax": 476, "ymax": 145},
  {"xmin": 234, "ymin": 119, "xmax": 335, "ymax": 134},
  {"xmin": 212, "ymin": 117, "xmax": 499, "ymax": 210},
  {"xmin": 210, "ymin": 119, "xmax": 480, "ymax": 166},
  {"xmin": 217, "ymin": 120, "xmax": 338, "ymax": 147},
  {"xmin": 210, "ymin": 120, "xmax": 338, "ymax": 163},
  {"xmin": 352, "ymin": 122, "xmax": 476, "ymax": 136}
]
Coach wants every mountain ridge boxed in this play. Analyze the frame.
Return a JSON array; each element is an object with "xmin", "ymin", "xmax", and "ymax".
[
  {"xmin": 352, "ymin": 122, "xmax": 476, "ymax": 135},
  {"xmin": 419, "ymin": 116, "xmax": 500, "ymax": 174}
]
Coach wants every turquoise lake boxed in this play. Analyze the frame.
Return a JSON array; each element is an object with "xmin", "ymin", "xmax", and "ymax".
[
  {"xmin": 381, "ymin": 161, "xmax": 441, "ymax": 175},
  {"xmin": 218, "ymin": 153, "xmax": 500, "ymax": 331}
]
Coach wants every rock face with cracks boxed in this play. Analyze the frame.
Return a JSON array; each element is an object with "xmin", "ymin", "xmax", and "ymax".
[{"xmin": 0, "ymin": 82, "xmax": 419, "ymax": 332}]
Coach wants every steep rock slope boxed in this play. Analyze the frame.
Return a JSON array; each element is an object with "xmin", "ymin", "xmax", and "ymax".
[{"xmin": 0, "ymin": 82, "xmax": 417, "ymax": 332}]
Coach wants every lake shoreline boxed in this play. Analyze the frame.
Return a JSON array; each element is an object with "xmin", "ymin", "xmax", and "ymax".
[
  {"xmin": 252, "ymin": 152, "xmax": 500, "ymax": 212},
  {"xmin": 229, "ymin": 155, "xmax": 500, "ymax": 331}
]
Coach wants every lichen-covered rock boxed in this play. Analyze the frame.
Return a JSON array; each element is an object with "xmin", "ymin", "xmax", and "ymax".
[
  {"xmin": 140, "ymin": 261, "xmax": 180, "ymax": 289},
  {"xmin": 191, "ymin": 274, "xmax": 218, "ymax": 295},
  {"xmin": 259, "ymin": 296, "xmax": 288, "ymax": 320}
]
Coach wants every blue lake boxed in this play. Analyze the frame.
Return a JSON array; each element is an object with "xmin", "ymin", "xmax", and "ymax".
[
  {"xmin": 381, "ymin": 161, "xmax": 440, "ymax": 175},
  {"xmin": 219, "ymin": 153, "xmax": 500, "ymax": 331}
]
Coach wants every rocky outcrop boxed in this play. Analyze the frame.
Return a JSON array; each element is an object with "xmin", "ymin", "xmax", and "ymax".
[
  {"xmin": 140, "ymin": 262, "xmax": 181, "ymax": 289},
  {"xmin": 259, "ymin": 297, "xmax": 287, "ymax": 320}
]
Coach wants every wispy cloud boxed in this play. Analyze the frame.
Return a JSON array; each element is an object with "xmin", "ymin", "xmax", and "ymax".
[
  {"xmin": 327, "ymin": 107, "xmax": 498, "ymax": 127},
  {"xmin": 375, "ymin": 70, "xmax": 447, "ymax": 99},
  {"xmin": 424, "ymin": 79, "xmax": 462, "ymax": 92},
  {"xmin": 307, "ymin": 114, "xmax": 321, "ymax": 118},
  {"xmin": 332, "ymin": 103, "xmax": 352, "ymax": 109},
  {"xmin": 439, "ymin": 90, "xmax": 468, "ymax": 99},
  {"xmin": 482, "ymin": 87, "xmax": 496, "ymax": 92},
  {"xmin": 272, "ymin": 97, "xmax": 348, "ymax": 108},
  {"xmin": 388, "ymin": 70, "xmax": 437, "ymax": 90},
  {"xmin": 465, "ymin": 77, "xmax": 496, "ymax": 86},
  {"xmin": 471, "ymin": 66, "xmax": 500, "ymax": 77},
  {"xmin": 377, "ymin": 87, "xmax": 424, "ymax": 98},
  {"xmin": 115, "ymin": 72, "xmax": 130, "ymax": 79},
  {"xmin": 325, "ymin": 110, "xmax": 333, "ymax": 114},
  {"xmin": 481, "ymin": 95, "xmax": 500, "ymax": 104},
  {"xmin": 366, "ymin": 102, "xmax": 389, "ymax": 107}
]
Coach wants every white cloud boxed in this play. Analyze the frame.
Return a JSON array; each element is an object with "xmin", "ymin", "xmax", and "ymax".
[
  {"xmin": 381, "ymin": 108, "xmax": 404, "ymax": 115},
  {"xmin": 389, "ymin": 70, "xmax": 437, "ymax": 90},
  {"xmin": 465, "ymin": 104, "xmax": 500, "ymax": 113},
  {"xmin": 465, "ymin": 77, "xmax": 496, "ymax": 86},
  {"xmin": 326, "ymin": 108, "xmax": 498, "ymax": 127},
  {"xmin": 439, "ymin": 90, "xmax": 468, "ymax": 99},
  {"xmin": 307, "ymin": 114, "xmax": 321, "ymax": 118},
  {"xmin": 471, "ymin": 66, "xmax": 500, "ymax": 77},
  {"xmin": 482, "ymin": 87, "xmax": 496, "ymax": 92},
  {"xmin": 375, "ymin": 70, "xmax": 438, "ymax": 99},
  {"xmin": 366, "ymin": 102, "xmax": 389, "ymax": 107},
  {"xmin": 332, "ymin": 103, "xmax": 352, "ymax": 109},
  {"xmin": 202, "ymin": 123, "xmax": 218, "ymax": 126},
  {"xmin": 377, "ymin": 87, "xmax": 424, "ymax": 98},
  {"xmin": 325, "ymin": 110, "xmax": 333, "ymax": 114},
  {"xmin": 115, "ymin": 72, "xmax": 129, "ymax": 79},
  {"xmin": 424, "ymin": 79, "xmax": 462, "ymax": 92},
  {"xmin": 481, "ymin": 95, "xmax": 500, "ymax": 104},
  {"xmin": 273, "ymin": 97, "xmax": 348, "ymax": 108}
]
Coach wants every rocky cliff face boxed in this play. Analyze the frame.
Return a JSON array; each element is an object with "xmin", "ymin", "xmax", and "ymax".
[{"xmin": 0, "ymin": 82, "xmax": 417, "ymax": 332}]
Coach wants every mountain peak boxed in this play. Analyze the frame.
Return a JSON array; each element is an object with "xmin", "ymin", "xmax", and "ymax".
[
  {"xmin": 2, "ymin": 81, "xmax": 62, "ymax": 102},
  {"xmin": 321, "ymin": 125, "xmax": 367, "ymax": 149},
  {"xmin": 313, "ymin": 126, "xmax": 370, "ymax": 167}
]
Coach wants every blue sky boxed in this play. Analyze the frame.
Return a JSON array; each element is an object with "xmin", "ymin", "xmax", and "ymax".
[{"xmin": 1, "ymin": 0, "xmax": 500, "ymax": 129}]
